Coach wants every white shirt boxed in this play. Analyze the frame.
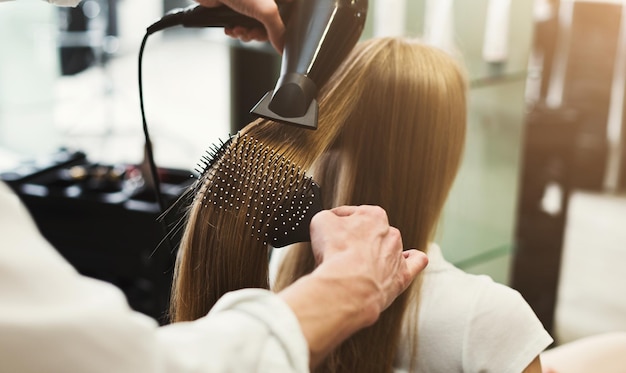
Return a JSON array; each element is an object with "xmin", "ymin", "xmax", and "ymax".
[
  {"xmin": 270, "ymin": 242, "xmax": 553, "ymax": 372},
  {"xmin": 395, "ymin": 243, "xmax": 554, "ymax": 373},
  {"xmin": 43, "ymin": 0, "xmax": 81, "ymax": 6},
  {"xmin": 0, "ymin": 0, "xmax": 81, "ymax": 6},
  {"xmin": 0, "ymin": 181, "xmax": 309, "ymax": 373}
]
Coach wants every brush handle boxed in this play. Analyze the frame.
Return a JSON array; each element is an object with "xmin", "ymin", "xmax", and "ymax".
[{"xmin": 270, "ymin": 181, "xmax": 323, "ymax": 248}]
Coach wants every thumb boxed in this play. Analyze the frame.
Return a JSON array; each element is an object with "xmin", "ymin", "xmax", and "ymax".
[
  {"xmin": 328, "ymin": 205, "xmax": 358, "ymax": 217},
  {"xmin": 403, "ymin": 250, "xmax": 429, "ymax": 279}
]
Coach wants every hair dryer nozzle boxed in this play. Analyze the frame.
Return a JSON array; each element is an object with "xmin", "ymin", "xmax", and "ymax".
[
  {"xmin": 269, "ymin": 73, "xmax": 317, "ymax": 118},
  {"xmin": 251, "ymin": 92, "xmax": 318, "ymax": 129},
  {"xmin": 251, "ymin": 72, "xmax": 318, "ymax": 128},
  {"xmin": 250, "ymin": 0, "xmax": 368, "ymax": 130}
]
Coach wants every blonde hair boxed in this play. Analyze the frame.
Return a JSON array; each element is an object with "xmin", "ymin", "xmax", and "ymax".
[{"xmin": 170, "ymin": 37, "xmax": 468, "ymax": 372}]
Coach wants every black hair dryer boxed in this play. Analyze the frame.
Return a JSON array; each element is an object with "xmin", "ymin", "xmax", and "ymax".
[
  {"xmin": 146, "ymin": 0, "xmax": 368, "ymax": 130},
  {"xmin": 252, "ymin": 0, "xmax": 368, "ymax": 129}
]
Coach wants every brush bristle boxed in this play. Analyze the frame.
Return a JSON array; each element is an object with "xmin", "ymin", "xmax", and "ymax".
[
  {"xmin": 196, "ymin": 133, "xmax": 322, "ymax": 247},
  {"xmin": 195, "ymin": 136, "xmax": 234, "ymax": 177}
]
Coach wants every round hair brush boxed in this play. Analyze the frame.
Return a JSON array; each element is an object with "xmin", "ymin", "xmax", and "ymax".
[
  {"xmin": 193, "ymin": 132, "xmax": 322, "ymax": 248},
  {"xmin": 167, "ymin": 132, "xmax": 323, "ymax": 319}
]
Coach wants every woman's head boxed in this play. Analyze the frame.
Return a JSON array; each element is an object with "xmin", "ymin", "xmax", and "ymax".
[
  {"xmin": 274, "ymin": 37, "xmax": 468, "ymax": 372},
  {"xmin": 311, "ymin": 37, "xmax": 468, "ymax": 250},
  {"xmin": 170, "ymin": 37, "xmax": 468, "ymax": 328}
]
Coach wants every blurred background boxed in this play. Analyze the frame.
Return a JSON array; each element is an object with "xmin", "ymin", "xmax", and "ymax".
[{"xmin": 0, "ymin": 0, "xmax": 624, "ymax": 348}]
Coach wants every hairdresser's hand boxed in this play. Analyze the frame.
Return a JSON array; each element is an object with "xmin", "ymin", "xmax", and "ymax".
[
  {"xmin": 311, "ymin": 205, "xmax": 427, "ymax": 322},
  {"xmin": 195, "ymin": 0, "xmax": 287, "ymax": 52},
  {"xmin": 278, "ymin": 205, "xmax": 427, "ymax": 368}
]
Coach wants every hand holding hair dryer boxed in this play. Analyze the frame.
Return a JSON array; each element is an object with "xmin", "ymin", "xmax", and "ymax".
[{"xmin": 146, "ymin": 0, "xmax": 369, "ymax": 130}]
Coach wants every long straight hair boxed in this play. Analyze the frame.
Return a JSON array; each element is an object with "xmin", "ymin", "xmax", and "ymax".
[
  {"xmin": 273, "ymin": 38, "xmax": 468, "ymax": 372},
  {"xmin": 170, "ymin": 37, "xmax": 467, "ymax": 371}
]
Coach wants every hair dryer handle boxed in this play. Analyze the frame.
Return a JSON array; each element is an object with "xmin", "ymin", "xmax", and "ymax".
[
  {"xmin": 147, "ymin": 3, "xmax": 293, "ymax": 35},
  {"xmin": 180, "ymin": 5, "xmax": 263, "ymax": 29}
]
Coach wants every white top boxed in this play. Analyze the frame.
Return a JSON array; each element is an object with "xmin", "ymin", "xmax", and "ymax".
[
  {"xmin": 43, "ymin": 0, "xmax": 81, "ymax": 6},
  {"xmin": 0, "ymin": 0, "xmax": 82, "ymax": 6},
  {"xmin": 0, "ymin": 181, "xmax": 309, "ymax": 373},
  {"xmin": 270, "ymin": 242, "xmax": 553, "ymax": 372},
  {"xmin": 394, "ymin": 243, "xmax": 554, "ymax": 373}
]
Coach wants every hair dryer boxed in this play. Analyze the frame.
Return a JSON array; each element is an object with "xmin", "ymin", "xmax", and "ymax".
[
  {"xmin": 146, "ymin": 0, "xmax": 368, "ymax": 130},
  {"xmin": 251, "ymin": 0, "xmax": 368, "ymax": 129}
]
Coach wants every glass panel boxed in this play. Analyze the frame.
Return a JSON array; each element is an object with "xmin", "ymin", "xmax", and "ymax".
[
  {"xmin": 437, "ymin": 78, "xmax": 528, "ymax": 273},
  {"xmin": 367, "ymin": 0, "xmax": 535, "ymax": 283}
]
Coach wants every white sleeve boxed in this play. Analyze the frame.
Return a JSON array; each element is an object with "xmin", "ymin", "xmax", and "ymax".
[
  {"xmin": 0, "ymin": 182, "xmax": 309, "ymax": 373},
  {"xmin": 0, "ymin": 0, "xmax": 81, "ymax": 7},
  {"xmin": 43, "ymin": 0, "xmax": 82, "ymax": 7},
  {"xmin": 463, "ymin": 280, "xmax": 554, "ymax": 373}
]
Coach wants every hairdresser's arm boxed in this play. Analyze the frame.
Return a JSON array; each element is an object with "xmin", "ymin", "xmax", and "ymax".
[
  {"xmin": 43, "ymin": 0, "xmax": 81, "ymax": 5},
  {"xmin": 0, "ymin": 0, "xmax": 81, "ymax": 6},
  {"xmin": 195, "ymin": 0, "xmax": 286, "ymax": 52},
  {"xmin": 0, "ymin": 182, "xmax": 307, "ymax": 372},
  {"xmin": 1, "ymin": 183, "xmax": 423, "ymax": 372},
  {"xmin": 279, "ymin": 205, "xmax": 429, "ymax": 368}
]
